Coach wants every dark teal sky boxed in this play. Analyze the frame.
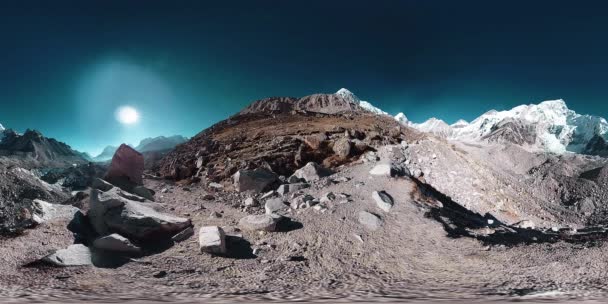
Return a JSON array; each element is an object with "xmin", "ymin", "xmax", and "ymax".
[{"xmin": 2, "ymin": 0, "xmax": 608, "ymax": 155}]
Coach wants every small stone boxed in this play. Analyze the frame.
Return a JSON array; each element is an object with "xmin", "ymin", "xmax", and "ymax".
[
  {"xmin": 199, "ymin": 226, "xmax": 227, "ymax": 254},
  {"xmin": 209, "ymin": 211, "xmax": 222, "ymax": 218},
  {"xmin": 238, "ymin": 214, "xmax": 281, "ymax": 232},
  {"xmin": 358, "ymin": 211, "xmax": 383, "ymax": 231},
  {"xmin": 202, "ymin": 194, "xmax": 215, "ymax": 200},
  {"xmin": 244, "ymin": 197, "xmax": 258, "ymax": 207},
  {"xmin": 372, "ymin": 191, "xmax": 394, "ymax": 212},
  {"xmin": 153, "ymin": 270, "xmax": 167, "ymax": 278},
  {"xmin": 209, "ymin": 182, "xmax": 223, "ymax": 189}
]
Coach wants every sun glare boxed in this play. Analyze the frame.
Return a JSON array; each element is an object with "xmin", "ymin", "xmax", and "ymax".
[{"xmin": 116, "ymin": 106, "xmax": 139, "ymax": 124}]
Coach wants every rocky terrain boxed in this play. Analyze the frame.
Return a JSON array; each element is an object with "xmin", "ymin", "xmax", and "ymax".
[{"xmin": 3, "ymin": 89, "xmax": 608, "ymax": 303}]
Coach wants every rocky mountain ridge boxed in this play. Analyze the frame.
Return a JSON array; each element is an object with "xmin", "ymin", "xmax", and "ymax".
[{"xmin": 0, "ymin": 128, "xmax": 88, "ymax": 168}]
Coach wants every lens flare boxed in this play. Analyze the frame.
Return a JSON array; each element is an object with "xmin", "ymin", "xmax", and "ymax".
[{"xmin": 115, "ymin": 106, "xmax": 139, "ymax": 124}]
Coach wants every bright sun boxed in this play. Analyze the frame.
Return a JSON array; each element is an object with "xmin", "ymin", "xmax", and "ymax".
[{"xmin": 116, "ymin": 106, "xmax": 139, "ymax": 124}]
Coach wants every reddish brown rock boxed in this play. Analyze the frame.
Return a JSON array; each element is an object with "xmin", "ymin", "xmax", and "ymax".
[{"xmin": 104, "ymin": 144, "xmax": 144, "ymax": 186}]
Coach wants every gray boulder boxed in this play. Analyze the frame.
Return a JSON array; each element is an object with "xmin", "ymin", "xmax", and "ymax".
[
  {"xmin": 238, "ymin": 214, "xmax": 280, "ymax": 232},
  {"xmin": 290, "ymin": 162, "xmax": 332, "ymax": 182},
  {"xmin": 358, "ymin": 211, "xmax": 383, "ymax": 231},
  {"xmin": 41, "ymin": 244, "xmax": 92, "ymax": 267},
  {"xmin": 233, "ymin": 168, "xmax": 278, "ymax": 193},
  {"xmin": 372, "ymin": 191, "xmax": 394, "ymax": 212},
  {"xmin": 93, "ymin": 233, "xmax": 141, "ymax": 254},
  {"xmin": 199, "ymin": 226, "xmax": 227, "ymax": 254},
  {"xmin": 88, "ymin": 188, "xmax": 192, "ymax": 241}
]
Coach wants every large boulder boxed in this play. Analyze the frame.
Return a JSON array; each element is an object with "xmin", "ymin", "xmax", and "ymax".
[
  {"xmin": 104, "ymin": 144, "xmax": 144, "ymax": 186},
  {"xmin": 88, "ymin": 188, "xmax": 191, "ymax": 241},
  {"xmin": 233, "ymin": 168, "xmax": 278, "ymax": 193},
  {"xmin": 199, "ymin": 226, "xmax": 227, "ymax": 254},
  {"xmin": 238, "ymin": 214, "xmax": 280, "ymax": 232},
  {"xmin": 290, "ymin": 162, "xmax": 332, "ymax": 182}
]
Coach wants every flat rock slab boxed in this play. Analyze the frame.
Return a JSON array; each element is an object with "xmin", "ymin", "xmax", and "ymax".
[
  {"xmin": 358, "ymin": 211, "xmax": 383, "ymax": 231},
  {"xmin": 239, "ymin": 214, "xmax": 280, "ymax": 232},
  {"xmin": 372, "ymin": 191, "xmax": 394, "ymax": 212},
  {"xmin": 93, "ymin": 233, "xmax": 141, "ymax": 254},
  {"xmin": 199, "ymin": 226, "xmax": 226, "ymax": 254},
  {"xmin": 41, "ymin": 244, "xmax": 92, "ymax": 267},
  {"xmin": 88, "ymin": 188, "xmax": 192, "ymax": 241}
]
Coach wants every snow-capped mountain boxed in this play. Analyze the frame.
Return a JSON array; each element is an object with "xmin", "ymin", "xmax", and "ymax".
[
  {"xmin": 398, "ymin": 99, "xmax": 608, "ymax": 155},
  {"xmin": 335, "ymin": 88, "xmax": 389, "ymax": 116}
]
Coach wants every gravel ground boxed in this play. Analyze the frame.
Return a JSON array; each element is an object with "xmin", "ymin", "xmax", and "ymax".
[{"xmin": 3, "ymin": 154, "xmax": 608, "ymax": 303}]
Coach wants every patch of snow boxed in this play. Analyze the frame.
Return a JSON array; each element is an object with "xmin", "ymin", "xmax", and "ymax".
[{"xmin": 394, "ymin": 113, "xmax": 409, "ymax": 125}]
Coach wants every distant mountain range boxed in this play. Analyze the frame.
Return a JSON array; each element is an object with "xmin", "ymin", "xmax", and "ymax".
[
  {"xmin": 92, "ymin": 135, "xmax": 188, "ymax": 161},
  {"xmin": 394, "ymin": 99, "xmax": 608, "ymax": 156},
  {"xmin": 0, "ymin": 128, "xmax": 88, "ymax": 167}
]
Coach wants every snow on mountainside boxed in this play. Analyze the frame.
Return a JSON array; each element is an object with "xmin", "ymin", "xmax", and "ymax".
[
  {"xmin": 398, "ymin": 99, "xmax": 608, "ymax": 155},
  {"xmin": 335, "ymin": 88, "xmax": 389, "ymax": 116},
  {"xmin": 394, "ymin": 112, "xmax": 409, "ymax": 125}
]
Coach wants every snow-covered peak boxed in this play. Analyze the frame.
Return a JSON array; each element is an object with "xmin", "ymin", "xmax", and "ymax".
[
  {"xmin": 412, "ymin": 118, "xmax": 453, "ymax": 137},
  {"xmin": 0, "ymin": 123, "xmax": 4, "ymax": 131},
  {"xmin": 335, "ymin": 88, "xmax": 360, "ymax": 103},
  {"xmin": 394, "ymin": 113, "xmax": 409, "ymax": 125},
  {"xmin": 451, "ymin": 119, "xmax": 469, "ymax": 128},
  {"xmin": 334, "ymin": 88, "xmax": 389, "ymax": 116}
]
